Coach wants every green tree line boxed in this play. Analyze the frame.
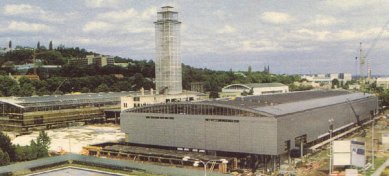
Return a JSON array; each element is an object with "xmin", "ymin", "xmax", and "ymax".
[
  {"xmin": 0, "ymin": 131, "xmax": 51, "ymax": 166},
  {"xmin": 0, "ymin": 45, "xmax": 304, "ymax": 98}
]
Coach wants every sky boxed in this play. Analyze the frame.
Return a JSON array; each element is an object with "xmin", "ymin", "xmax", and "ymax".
[{"xmin": 0, "ymin": 0, "xmax": 389, "ymax": 75}]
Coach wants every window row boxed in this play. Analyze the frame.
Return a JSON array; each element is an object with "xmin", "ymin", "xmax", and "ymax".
[
  {"xmin": 205, "ymin": 118, "xmax": 239, "ymax": 123},
  {"xmin": 145, "ymin": 116, "xmax": 174, "ymax": 120}
]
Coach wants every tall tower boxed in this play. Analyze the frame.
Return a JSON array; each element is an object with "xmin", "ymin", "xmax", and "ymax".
[{"xmin": 154, "ymin": 6, "xmax": 182, "ymax": 94}]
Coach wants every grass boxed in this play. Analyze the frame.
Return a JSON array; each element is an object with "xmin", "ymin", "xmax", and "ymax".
[
  {"xmin": 381, "ymin": 167, "xmax": 389, "ymax": 176},
  {"xmin": 365, "ymin": 157, "xmax": 388, "ymax": 175}
]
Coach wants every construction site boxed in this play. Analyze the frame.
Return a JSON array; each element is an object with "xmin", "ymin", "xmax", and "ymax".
[
  {"xmin": 81, "ymin": 115, "xmax": 388, "ymax": 175},
  {"xmin": 0, "ymin": 92, "xmax": 131, "ymax": 132},
  {"xmin": 1, "ymin": 5, "xmax": 388, "ymax": 176},
  {"xmin": 77, "ymin": 89, "xmax": 385, "ymax": 175}
]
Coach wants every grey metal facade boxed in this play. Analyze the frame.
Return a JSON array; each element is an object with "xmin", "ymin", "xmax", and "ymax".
[{"xmin": 120, "ymin": 91, "xmax": 378, "ymax": 156}]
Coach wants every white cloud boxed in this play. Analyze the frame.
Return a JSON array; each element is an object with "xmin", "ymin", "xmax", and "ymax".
[
  {"xmin": 141, "ymin": 7, "xmax": 158, "ymax": 20},
  {"xmin": 311, "ymin": 15, "xmax": 340, "ymax": 26},
  {"xmin": 82, "ymin": 21, "xmax": 113, "ymax": 32},
  {"xmin": 217, "ymin": 25, "xmax": 236, "ymax": 34},
  {"xmin": 296, "ymin": 28, "xmax": 330, "ymax": 41},
  {"xmin": 91, "ymin": 7, "xmax": 157, "ymax": 34},
  {"xmin": 261, "ymin": 11, "xmax": 292, "ymax": 24},
  {"xmin": 324, "ymin": 0, "xmax": 376, "ymax": 10},
  {"xmin": 213, "ymin": 10, "xmax": 226, "ymax": 20},
  {"xmin": 3, "ymin": 4, "xmax": 73, "ymax": 23},
  {"xmin": 97, "ymin": 7, "xmax": 157, "ymax": 22},
  {"xmin": 292, "ymin": 27, "xmax": 389, "ymax": 43},
  {"xmin": 84, "ymin": 0, "xmax": 123, "ymax": 8},
  {"xmin": 97, "ymin": 9, "xmax": 138, "ymax": 22},
  {"xmin": 240, "ymin": 39, "xmax": 283, "ymax": 52},
  {"xmin": 3, "ymin": 4, "xmax": 42, "ymax": 15},
  {"xmin": 7, "ymin": 21, "xmax": 51, "ymax": 32}
]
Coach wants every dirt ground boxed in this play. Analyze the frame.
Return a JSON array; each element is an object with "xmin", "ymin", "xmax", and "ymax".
[{"xmin": 12, "ymin": 124, "xmax": 125, "ymax": 154}]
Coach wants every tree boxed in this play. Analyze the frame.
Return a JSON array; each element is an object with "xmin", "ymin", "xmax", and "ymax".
[
  {"xmin": 37, "ymin": 41, "xmax": 40, "ymax": 49},
  {"xmin": 332, "ymin": 79, "xmax": 339, "ymax": 89},
  {"xmin": 49, "ymin": 41, "xmax": 53, "ymax": 50},
  {"xmin": 0, "ymin": 131, "xmax": 15, "ymax": 161},
  {"xmin": 0, "ymin": 149, "xmax": 10, "ymax": 166},
  {"xmin": 80, "ymin": 87, "xmax": 90, "ymax": 93},
  {"xmin": 36, "ymin": 131, "xmax": 50, "ymax": 157},
  {"xmin": 8, "ymin": 40, "xmax": 12, "ymax": 49},
  {"xmin": 19, "ymin": 83, "xmax": 35, "ymax": 96},
  {"xmin": 95, "ymin": 83, "xmax": 109, "ymax": 92},
  {"xmin": 9, "ymin": 84, "xmax": 21, "ymax": 96},
  {"xmin": 0, "ymin": 76, "xmax": 18, "ymax": 96}
]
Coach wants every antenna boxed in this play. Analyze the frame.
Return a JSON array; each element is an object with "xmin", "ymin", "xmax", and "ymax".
[{"xmin": 367, "ymin": 58, "xmax": 372, "ymax": 80}]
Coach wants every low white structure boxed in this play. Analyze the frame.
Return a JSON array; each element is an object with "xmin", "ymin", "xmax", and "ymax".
[
  {"xmin": 220, "ymin": 83, "xmax": 289, "ymax": 98},
  {"xmin": 377, "ymin": 77, "xmax": 389, "ymax": 89},
  {"xmin": 301, "ymin": 73, "xmax": 352, "ymax": 85},
  {"xmin": 120, "ymin": 88, "xmax": 203, "ymax": 111},
  {"xmin": 333, "ymin": 140, "xmax": 365, "ymax": 168}
]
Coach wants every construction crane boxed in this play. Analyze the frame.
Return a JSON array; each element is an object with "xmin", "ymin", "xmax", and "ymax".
[
  {"xmin": 53, "ymin": 79, "xmax": 67, "ymax": 95},
  {"xmin": 346, "ymin": 99, "xmax": 366, "ymax": 136},
  {"xmin": 356, "ymin": 20, "xmax": 389, "ymax": 80}
]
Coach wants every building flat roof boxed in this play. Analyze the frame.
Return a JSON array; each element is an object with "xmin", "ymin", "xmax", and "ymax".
[
  {"xmin": 199, "ymin": 90, "xmax": 374, "ymax": 116},
  {"xmin": 0, "ymin": 91, "xmax": 134, "ymax": 108},
  {"xmin": 210, "ymin": 90, "xmax": 349, "ymax": 108},
  {"xmin": 255, "ymin": 92, "xmax": 371, "ymax": 116}
]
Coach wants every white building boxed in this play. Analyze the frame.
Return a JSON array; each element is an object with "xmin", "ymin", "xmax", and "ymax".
[
  {"xmin": 377, "ymin": 77, "xmax": 389, "ymax": 89},
  {"xmin": 220, "ymin": 83, "xmax": 289, "ymax": 98},
  {"xmin": 120, "ymin": 88, "xmax": 203, "ymax": 111},
  {"xmin": 333, "ymin": 140, "xmax": 365, "ymax": 168},
  {"xmin": 301, "ymin": 73, "xmax": 352, "ymax": 85},
  {"xmin": 68, "ymin": 55, "xmax": 114, "ymax": 67}
]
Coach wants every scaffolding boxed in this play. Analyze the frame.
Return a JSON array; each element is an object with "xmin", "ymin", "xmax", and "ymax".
[
  {"xmin": 154, "ymin": 6, "xmax": 182, "ymax": 95},
  {"xmin": 0, "ymin": 92, "xmax": 131, "ymax": 132}
]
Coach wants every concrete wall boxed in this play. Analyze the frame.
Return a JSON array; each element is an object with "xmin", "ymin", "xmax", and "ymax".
[{"xmin": 121, "ymin": 113, "xmax": 278, "ymax": 155}]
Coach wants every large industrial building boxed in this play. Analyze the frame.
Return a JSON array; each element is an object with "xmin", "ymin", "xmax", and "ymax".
[
  {"xmin": 154, "ymin": 6, "xmax": 182, "ymax": 95},
  {"xmin": 0, "ymin": 92, "xmax": 131, "ymax": 132},
  {"xmin": 120, "ymin": 90, "xmax": 378, "ymax": 169}
]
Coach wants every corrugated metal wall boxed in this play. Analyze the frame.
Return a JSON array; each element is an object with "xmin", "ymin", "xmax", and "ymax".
[
  {"xmin": 276, "ymin": 96, "xmax": 378, "ymax": 154},
  {"xmin": 121, "ymin": 114, "xmax": 278, "ymax": 155},
  {"xmin": 121, "ymin": 96, "xmax": 378, "ymax": 156}
]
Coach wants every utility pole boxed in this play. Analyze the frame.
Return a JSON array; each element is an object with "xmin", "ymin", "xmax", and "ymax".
[
  {"xmin": 329, "ymin": 118, "xmax": 334, "ymax": 176},
  {"xmin": 371, "ymin": 116, "xmax": 374, "ymax": 169}
]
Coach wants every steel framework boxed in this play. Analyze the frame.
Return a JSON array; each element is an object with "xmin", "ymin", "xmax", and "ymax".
[{"xmin": 154, "ymin": 6, "xmax": 182, "ymax": 95}]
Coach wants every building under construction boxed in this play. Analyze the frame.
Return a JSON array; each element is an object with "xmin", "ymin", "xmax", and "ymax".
[
  {"xmin": 120, "ymin": 90, "xmax": 378, "ymax": 171},
  {"xmin": 0, "ymin": 92, "xmax": 131, "ymax": 132},
  {"xmin": 154, "ymin": 6, "xmax": 182, "ymax": 95}
]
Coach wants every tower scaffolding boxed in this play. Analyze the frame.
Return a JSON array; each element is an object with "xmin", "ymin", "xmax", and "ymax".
[{"xmin": 154, "ymin": 6, "xmax": 182, "ymax": 95}]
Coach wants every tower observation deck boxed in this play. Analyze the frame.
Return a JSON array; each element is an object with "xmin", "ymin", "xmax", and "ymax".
[{"xmin": 154, "ymin": 6, "xmax": 182, "ymax": 95}]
